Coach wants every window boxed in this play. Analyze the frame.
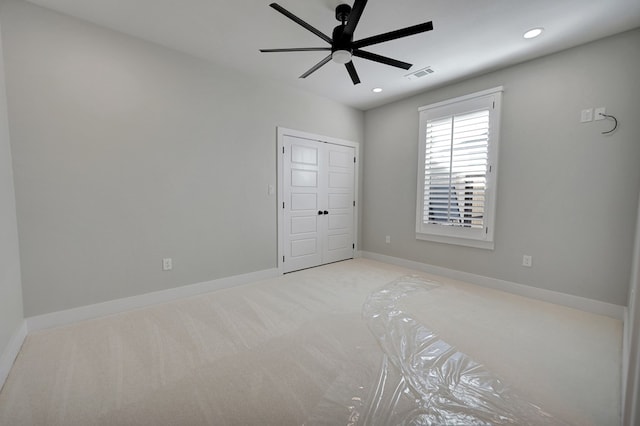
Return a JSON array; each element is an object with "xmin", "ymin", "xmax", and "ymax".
[{"xmin": 416, "ymin": 87, "xmax": 502, "ymax": 249}]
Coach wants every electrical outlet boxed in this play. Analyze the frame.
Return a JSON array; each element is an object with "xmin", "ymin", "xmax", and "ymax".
[
  {"xmin": 522, "ymin": 255, "xmax": 532, "ymax": 268},
  {"xmin": 385, "ymin": 235, "xmax": 391, "ymax": 244},
  {"xmin": 162, "ymin": 258, "xmax": 172, "ymax": 271},
  {"xmin": 595, "ymin": 107, "xmax": 606, "ymax": 121}
]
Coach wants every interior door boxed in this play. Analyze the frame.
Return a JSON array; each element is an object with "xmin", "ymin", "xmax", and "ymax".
[
  {"xmin": 281, "ymin": 134, "xmax": 355, "ymax": 273},
  {"xmin": 282, "ymin": 136, "xmax": 323, "ymax": 273},
  {"xmin": 323, "ymin": 143, "xmax": 355, "ymax": 264}
]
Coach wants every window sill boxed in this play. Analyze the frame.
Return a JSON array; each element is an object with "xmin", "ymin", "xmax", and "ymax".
[{"xmin": 416, "ymin": 232, "xmax": 495, "ymax": 250}]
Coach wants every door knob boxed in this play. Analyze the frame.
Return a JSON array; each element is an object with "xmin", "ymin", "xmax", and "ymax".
[
  {"xmin": 323, "ymin": 210, "xmax": 329, "ymax": 215},
  {"xmin": 318, "ymin": 210, "xmax": 323, "ymax": 215}
]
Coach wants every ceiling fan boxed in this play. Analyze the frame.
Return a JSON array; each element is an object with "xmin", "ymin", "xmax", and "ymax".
[{"xmin": 260, "ymin": 0, "xmax": 433, "ymax": 85}]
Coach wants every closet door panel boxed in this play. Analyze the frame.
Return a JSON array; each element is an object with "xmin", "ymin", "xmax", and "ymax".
[
  {"xmin": 281, "ymin": 135, "xmax": 356, "ymax": 273},
  {"xmin": 282, "ymin": 136, "xmax": 323, "ymax": 273},
  {"xmin": 323, "ymin": 143, "xmax": 355, "ymax": 264}
]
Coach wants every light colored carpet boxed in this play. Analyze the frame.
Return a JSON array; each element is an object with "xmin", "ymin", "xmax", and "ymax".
[{"xmin": 0, "ymin": 258, "xmax": 622, "ymax": 425}]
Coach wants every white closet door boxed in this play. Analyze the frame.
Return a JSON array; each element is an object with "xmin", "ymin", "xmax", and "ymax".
[
  {"xmin": 323, "ymin": 143, "xmax": 355, "ymax": 264},
  {"xmin": 282, "ymin": 136, "xmax": 324, "ymax": 273},
  {"xmin": 281, "ymin": 135, "xmax": 355, "ymax": 273}
]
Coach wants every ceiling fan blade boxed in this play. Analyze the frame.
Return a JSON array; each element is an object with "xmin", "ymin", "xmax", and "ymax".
[
  {"xmin": 269, "ymin": 3, "xmax": 332, "ymax": 44},
  {"xmin": 300, "ymin": 54, "xmax": 332, "ymax": 79},
  {"xmin": 343, "ymin": 0, "xmax": 368, "ymax": 37},
  {"xmin": 353, "ymin": 49, "xmax": 412, "ymax": 70},
  {"xmin": 260, "ymin": 47, "xmax": 332, "ymax": 53},
  {"xmin": 345, "ymin": 61, "xmax": 361, "ymax": 85},
  {"xmin": 353, "ymin": 21, "xmax": 433, "ymax": 48}
]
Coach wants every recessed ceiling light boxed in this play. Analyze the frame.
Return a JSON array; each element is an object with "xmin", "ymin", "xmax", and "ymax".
[
  {"xmin": 372, "ymin": 87, "xmax": 383, "ymax": 93},
  {"xmin": 523, "ymin": 28, "xmax": 544, "ymax": 39}
]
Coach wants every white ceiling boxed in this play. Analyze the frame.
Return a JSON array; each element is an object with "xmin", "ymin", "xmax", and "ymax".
[{"xmin": 24, "ymin": 0, "xmax": 640, "ymax": 110}]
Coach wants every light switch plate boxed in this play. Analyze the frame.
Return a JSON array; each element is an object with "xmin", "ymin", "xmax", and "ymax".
[{"xmin": 580, "ymin": 108, "xmax": 593, "ymax": 123}]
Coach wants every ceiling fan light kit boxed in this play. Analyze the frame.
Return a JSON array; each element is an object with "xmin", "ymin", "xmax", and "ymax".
[
  {"xmin": 332, "ymin": 50, "xmax": 352, "ymax": 64},
  {"xmin": 260, "ymin": 0, "xmax": 434, "ymax": 85}
]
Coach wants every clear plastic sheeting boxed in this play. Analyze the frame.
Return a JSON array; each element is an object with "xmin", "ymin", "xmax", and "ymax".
[
  {"xmin": 3, "ymin": 259, "xmax": 615, "ymax": 425},
  {"xmin": 348, "ymin": 275, "xmax": 566, "ymax": 425}
]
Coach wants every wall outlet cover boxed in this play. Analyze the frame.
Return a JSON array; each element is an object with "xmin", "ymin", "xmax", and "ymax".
[{"xmin": 162, "ymin": 258, "xmax": 172, "ymax": 271}]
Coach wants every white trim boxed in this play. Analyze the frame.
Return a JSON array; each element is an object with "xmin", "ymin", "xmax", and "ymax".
[
  {"xmin": 0, "ymin": 320, "xmax": 27, "ymax": 391},
  {"xmin": 418, "ymin": 86, "xmax": 504, "ymax": 112},
  {"xmin": 622, "ymin": 305, "xmax": 629, "ymax": 415},
  {"xmin": 276, "ymin": 127, "xmax": 359, "ymax": 275},
  {"xmin": 416, "ymin": 89, "xmax": 501, "ymax": 249},
  {"xmin": 627, "ymin": 345, "xmax": 640, "ymax": 426},
  {"xmin": 416, "ymin": 233, "xmax": 495, "ymax": 250},
  {"xmin": 623, "ymin": 192, "xmax": 640, "ymax": 425},
  {"xmin": 361, "ymin": 251, "xmax": 624, "ymax": 320},
  {"xmin": 27, "ymin": 268, "xmax": 279, "ymax": 332}
]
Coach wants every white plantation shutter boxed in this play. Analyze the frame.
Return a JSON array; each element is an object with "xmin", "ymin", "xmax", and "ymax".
[
  {"xmin": 416, "ymin": 87, "xmax": 502, "ymax": 249},
  {"xmin": 424, "ymin": 110, "xmax": 489, "ymax": 227}
]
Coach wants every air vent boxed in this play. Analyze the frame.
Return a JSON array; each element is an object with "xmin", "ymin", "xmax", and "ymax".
[{"xmin": 405, "ymin": 66, "xmax": 434, "ymax": 80}]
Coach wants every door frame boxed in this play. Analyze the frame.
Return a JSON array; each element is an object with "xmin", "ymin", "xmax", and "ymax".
[{"xmin": 277, "ymin": 127, "xmax": 359, "ymax": 275}]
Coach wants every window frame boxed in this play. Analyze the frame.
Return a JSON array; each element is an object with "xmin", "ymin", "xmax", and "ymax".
[{"xmin": 415, "ymin": 86, "xmax": 503, "ymax": 250}]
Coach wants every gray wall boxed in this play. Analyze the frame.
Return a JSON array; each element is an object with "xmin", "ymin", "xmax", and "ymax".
[
  {"xmin": 362, "ymin": 29, "xmax": 640, "ymax": 306},
  {"xmin": 0, "ymin": 0, "xmax": 363, "ymax": 317},
  {"xmin": 0, "ymin": 17, "xmax": 23, "ymax": 361}
]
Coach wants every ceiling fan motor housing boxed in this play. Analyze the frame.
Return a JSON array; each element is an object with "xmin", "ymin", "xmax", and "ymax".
[
  {"xmin": 333, "ymin": 4, "xmax": 353, "ymax": 55},
  {"xmin": 331, "ymin": 24, "xmax": 353, "ymax": 63},
  {"xmin": 332, "ymin": 25, "xmax": 352, "ymax": 52}
]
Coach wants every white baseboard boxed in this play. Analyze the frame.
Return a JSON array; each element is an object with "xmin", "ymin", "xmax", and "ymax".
[
  {"xmin": 27, "ymin": 268, "xmax": 279, "ymax": 332},
  {"xmin": 362, "ymin": 251, "xmax": 625, "ymax": 320},
  {"xmin": 0, "ymin": 320, "xmax": 27, "ymax": 391}
]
